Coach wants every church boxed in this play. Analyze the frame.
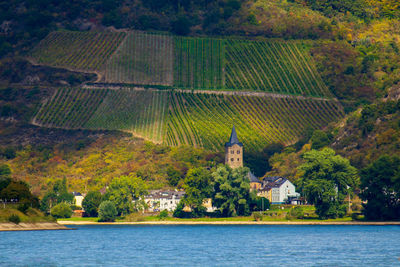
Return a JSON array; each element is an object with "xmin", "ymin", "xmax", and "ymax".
[
  {"xmin": 224, "ymin": 125, "xmax": 262, "ymax": 190},
  {"xmin": 224, "ymin": 126, "xmax": 299, "ymax": 204}
]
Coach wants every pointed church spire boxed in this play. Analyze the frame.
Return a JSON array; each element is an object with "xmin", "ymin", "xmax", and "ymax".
[{"xmin": 225, "ymin": 125, "xmax": 243, "ymax": 147}]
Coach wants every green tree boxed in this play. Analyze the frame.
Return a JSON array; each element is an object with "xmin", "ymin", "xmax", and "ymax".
[
  {"xmin": 360, "ymin": 155, "xmax": 400, "ymax": 220},
  {"xmin": 0, "ymin": 164, "xmax": 12, "ymax": 191},
  {"xmin": 98, "ymin": 201, "xmax": 117, "ymax": 222},
  {"xmin": 182, "ymin": 167, "xmax": 213, "ymax": 217},
  {"xmin": 311, "ymin": 130, "xmax": 330, "ymax": 150},
  {"xmin": 40, "ymin": 178, "xmax": 74, "ymax": 213},
  {"xmin": 106, "ymin": 175, "xmax": 148, "ymax": 215},
  {"xmin": 50, "ymin": 202, "xmax": 73, "ymax": 218},
  {"xmin": 82, "ymin": 191, "xmax": 103, "ymax": 217},
  {"xmin": 299, "ymin": 148, "xmax": 359, "ymax": 219},
  {"xmin": 211, "ymin": 165, "xmax": 255, "ymax": 217}
]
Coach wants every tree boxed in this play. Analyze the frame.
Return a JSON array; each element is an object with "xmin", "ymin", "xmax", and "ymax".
[
  {"xmin": 182, "ymin": 167, "xmax": 213, "ymax": 217},
  {"xmin": 211, "ymin": 165, "xmax": 255, "ymax": 217},
  {"xmin": 0, "ymin": 164, "xmax": 11, "ymax": 191},
  {"xmin": 0, "ymin": 180, "xmax": 39, "ymax": 209},
  {"xmin": 50, "ymin": 202, "xmax": 73, "ymax": 218},
  {"xmin": 106, "ymin": 175, "xmax": 148, "ymax": 215},
  {"xmin": 82, "ymin": 191, "xmax": 103, "ymax": 217},
  {"xmin": 299, "ymin": 148, "xmax": 359, "ymax": 219},
  {"xmin": 98, "ymin": 201, "xmax": 117, "ymax": 222},
  {"xmin": 310, "ymin": 130, "xmax": 330, "ymax": 150},
  {"xmin": 40, "ymin": 178, "xmax": 74, "ymax": 213},
  {"xmin": 360, "ymin": 155, "xmax": 400, "ymax": 220}
]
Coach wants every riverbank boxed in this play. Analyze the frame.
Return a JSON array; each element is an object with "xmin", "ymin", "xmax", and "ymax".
[
  {"xmin": 58, "ymin": 220, "xmax": 400, "ymax": 226},
  {"xmin": 0, "ymin": 222, "xmax": 71, "ymax": 231}
]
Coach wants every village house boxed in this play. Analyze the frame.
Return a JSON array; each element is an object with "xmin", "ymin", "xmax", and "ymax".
[
  {"xmin": 144, "ymin": 190, "xmax": 185, "ymax": 212},
  {"xmin": 72, "ymin": 192, "xmax": 84, "ymax": 207},
  {"xmin": 259, "ymin": 176, "xmax": 300, "ymax": 204}
]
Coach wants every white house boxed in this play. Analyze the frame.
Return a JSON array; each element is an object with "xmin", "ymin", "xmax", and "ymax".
[
  {"xmin": 144, "ymin": 190, "xmax": 185, "ymax": 212},
  {"xmin": 262, "ymin": 177, "xmax": 299, "ymax": 204},
  {"xmin": 72, "ymin": 192, "xmax": 84, "ymax": 207}
]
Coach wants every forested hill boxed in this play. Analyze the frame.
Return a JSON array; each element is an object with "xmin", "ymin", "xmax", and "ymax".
[{"xmin": 0, "ymin": 0, "xmax": 399, "ymax": 194}]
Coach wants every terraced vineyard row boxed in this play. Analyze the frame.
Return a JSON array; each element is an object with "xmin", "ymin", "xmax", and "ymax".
[
  {"xmin": 33, "ymin": 87, "xmax": 343, "ymax": 151},
  {"xmin": 33, "ymin": 88, "xmax": 108, "ymax": 128},
  {"xmin": 224, "ymin": 40, "xmax": 332, "ymax": 97},
  {"xmin": 85, "ymin": 89, "xmax": 167, "ymax": 143},
  {"xmin": 30, "ymin": 31, "xmax": 332, "ymax": 98},
  {"xmin": 165, "ymin": 92, "xmax": 343, "ymax": 151},
  {"xmin": 30, "ymin": 31, "xmax": 126, "ymax": 71},
  {"xmin": 173, "ymin": 37, "xmax": 224, "ymax": 89},
  {"xmin": 105, "ymin": 32, "xmax": 173, "ymax": 86}
]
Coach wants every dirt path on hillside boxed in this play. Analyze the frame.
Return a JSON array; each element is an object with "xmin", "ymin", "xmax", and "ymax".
[{"xmin": 82, "ymin": 84, "xmax": 338, "ymax": 102}]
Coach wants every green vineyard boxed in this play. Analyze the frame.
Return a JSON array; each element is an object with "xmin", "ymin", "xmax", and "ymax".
[
  {"xmin": 30, "ymin": 30, "xmax": 331, "ymax": 98},
  {"xmin": 105, "ymin": 32, "xmax": 173, "ymax": 86},
  {"xmin": 32, "ymin": 88, "xmax": 343, "ymax": 151},
  {"xmin": 173, "ymin": 37, "xmax": 224, "ymax": 90},
  {"xmin": 29, "ymin": 31, "xmax": 126, "ymax": 72}
]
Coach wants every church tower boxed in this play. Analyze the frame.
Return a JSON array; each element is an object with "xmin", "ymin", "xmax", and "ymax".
[{"xmin": 225, "ymin": 126, "xmax": 243, "ymax": 169}]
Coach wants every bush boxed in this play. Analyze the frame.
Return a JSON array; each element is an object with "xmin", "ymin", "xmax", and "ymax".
[
  {"xmin": 286, "ymin": 206, "xmax": 304, "ymax": 220},
  {"xmin": 8, "ymin": 214, "xmax": 21, "ymax": 224},
  {"xmin": 158, "ymin": 210, "xmax": 169, "ymax": 220},
  {"xmin": 253, "ymin": 212, "xmax": 263, "ymax": 221},
  {"xmin": 50, "ymin": 202, "xmax": 73, "ymax": 218},
  {"xmin": 98, "ymin": 201, "xmax": 117, "ymax": 222}
]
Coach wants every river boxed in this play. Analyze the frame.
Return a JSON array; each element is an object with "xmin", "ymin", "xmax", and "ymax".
[{"xmin": 1, "ymin": 225, "xmax": 399, "ymax": 266}]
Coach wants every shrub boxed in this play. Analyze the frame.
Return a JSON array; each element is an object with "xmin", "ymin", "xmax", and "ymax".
[
  {"xmin": 50, "ymin": 202, "xmax": 73, "ymax": 218},
  {"xmin": 253, "ymin": 212, "xmax": 263, "ymax": 221},
  {"xmin": 98, "ymin": 201, "xmax": 117, "ymax": 222},
  {"xmin": 286, "ymin": 206, "xmax": 304, "ymax": 220},
  {"xmin": 8, "ymin": 214, "xmax": 21, "ymax": 224},
  {"xmin": 158, "ymin": 210, "xmax": 169, "ymax": 220}
]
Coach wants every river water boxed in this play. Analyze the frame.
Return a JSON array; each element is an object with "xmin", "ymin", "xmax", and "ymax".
[{"xmin": 1, "ymin": 225, "xmax": 399, "ymax": 266}]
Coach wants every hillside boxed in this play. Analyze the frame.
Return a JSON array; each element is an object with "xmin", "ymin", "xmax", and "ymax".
[
  {"xmin": 31, "ymin": 87, "xmax": 343, "ymax": 151},
  {"xmin": 29, "ymin": 31, "xmax": 332, "ymax": 97}
]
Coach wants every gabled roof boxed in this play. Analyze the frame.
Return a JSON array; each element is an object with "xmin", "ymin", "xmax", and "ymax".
[
  {"xmin": 247, "ymin": 171, "xmax": 260, "ymax": 183},
  {"xmin": 225, "ymin": 125, "xmax": 243, "ymax": 147},
  {"xmin": 262, "ymin": 176, "xmax": 288, "ymax": 188}
]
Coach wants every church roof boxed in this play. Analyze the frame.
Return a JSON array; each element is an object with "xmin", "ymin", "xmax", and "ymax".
[
  {"xmin": 247, "ymin": 171, "xmax": 260, "ymax": 183},
  {"xmin": 225, "ymin": 125, "xmax": 243, "ymax": 147}
]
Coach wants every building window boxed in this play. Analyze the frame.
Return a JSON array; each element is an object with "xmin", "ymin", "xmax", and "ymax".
[
  {"xmin": 231, "ymin": 158, "xmax": 234, "ymax": 161},
  {"xmin": 237, "ymin": 158, "xmax": 240, "ymax": 161},
  {"xmin": 231, "ymin": 150, "xmax": 234, "ymax": 154},
  {"xmin": 237, "ymin": 150, "xmax": 240, "ymax": 154}
]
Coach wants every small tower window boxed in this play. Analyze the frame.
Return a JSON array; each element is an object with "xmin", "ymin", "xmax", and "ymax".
[
  {"xmin": 237, "ymin": 150, "xmax": 240, "ymax": 154},
  {"xmin": 231, "ymin": 158, "xmax": 234, "ymax": 161},
  {"xmin": 231, "ymin": 150, "xmax": 234, "ymax": 154},
  {"xmin": 237, "ymin": 158, "xmax": 240, "ymax": 161}
]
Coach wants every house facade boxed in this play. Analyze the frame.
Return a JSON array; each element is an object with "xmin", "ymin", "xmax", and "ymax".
[
  {"xmin": 261, "ymin": 177, "xmax": 299, "ymax": 204},
  {"xmin": 144, "ymin": 190, "xmax": 185, "ymax": 212}
]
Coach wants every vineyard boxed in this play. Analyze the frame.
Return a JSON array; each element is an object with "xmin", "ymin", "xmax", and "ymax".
[
  {"xmin": 173, "ymin": 37, "xmax": 224, "ymax": 90},
  {"xmin": 85, "ymin": 89, "xmax": 168, "ymax": 143},
  {"xmin": 165, "ymin": 92, "xmax": 342, "ymax": 151},
  {"xmin": 30, "ymin": 30, "xmax": 332, "ymax": 98},
  {"xmin": 224, "ymin": 40, "xmax": 332, "ymax": 97},
  {"xmin": 33, "ymin": 88, "xmax": 343, "ymax": 151},
  {"xmin": 105, "ymin": 32, "xmax": 174, "ymax": 86},
  {"xmin": 29, "ymin": 31, "xmax": 126, "ymax": 72}
]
